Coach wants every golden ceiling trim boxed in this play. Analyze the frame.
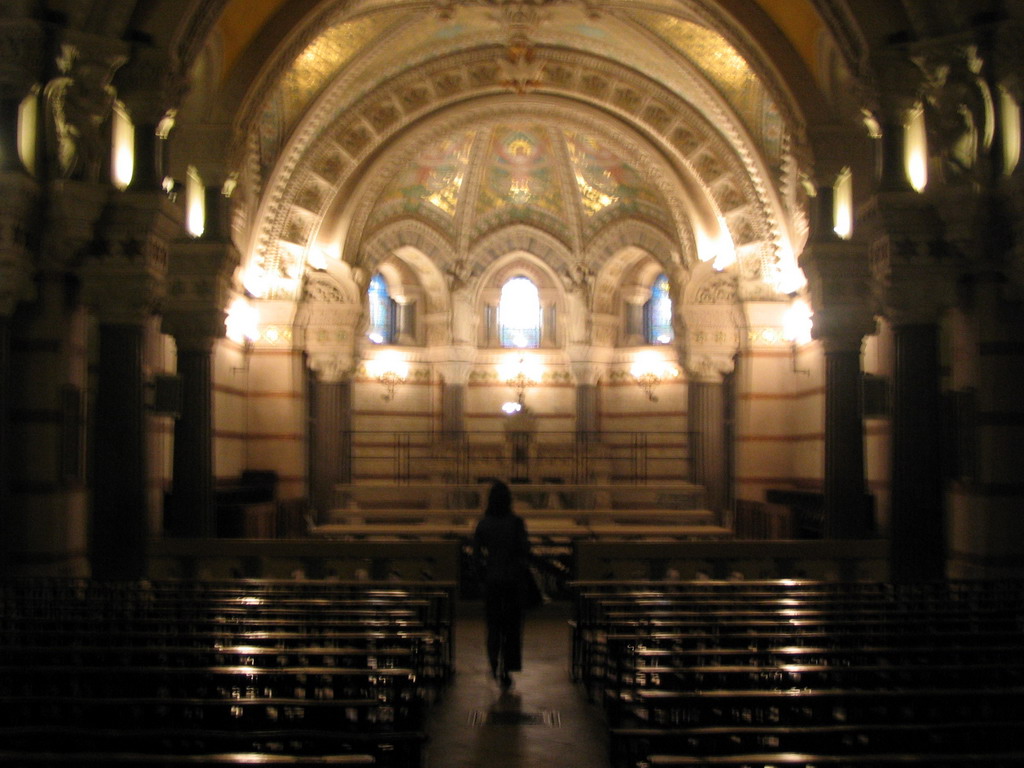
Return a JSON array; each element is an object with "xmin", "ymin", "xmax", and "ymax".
[{"xmin": 246, "ymin": 47, "xmax": 791, "ymax": 304}]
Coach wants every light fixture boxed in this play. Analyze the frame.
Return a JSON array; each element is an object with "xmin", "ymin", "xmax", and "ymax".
[
  {"xmin": 630, "ymin": 352, "xmax": 678, "ymax": 402},
  {"xmin": 366, "ymin": 353, "xmax": 409, "ymax": 401},
  {"xmin": 498, "ymin": 353, "xmax": 542, "ymax": 408},
  {"xmin": 226, "ymin": 296, "xmax": 260, "ymax": 373},
  {"xmin": 782, "ymin": 297, "xmax": 813, "ymax": 376}
]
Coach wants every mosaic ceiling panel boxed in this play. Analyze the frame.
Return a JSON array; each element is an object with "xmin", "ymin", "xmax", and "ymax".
[
  {"xmin": 376, "ymin": 130, "xmax": 474, "ymax": 218},
  {"xmin": 257, "ymin": 11, "xmax": 404, "ymax": 177},
  {"xmin": 475, "ymin": 126, "xmax": 563, "ymax": 218},
  {"xmin": 630, "ymin": 11, "xmax": 787, "ymax": 172}
]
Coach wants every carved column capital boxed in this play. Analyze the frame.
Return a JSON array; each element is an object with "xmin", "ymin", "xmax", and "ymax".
[
  {"xmin": 80, "ymin": 192, "xmax": 181, "ymax": 324},
  {"xmin": 685, "ymin": 353, "xmax": 734, "ymax": 384},
  {"xmin": 166, "ymin": 237, "xmax": 239, "ymax": 306},
  {"xmin": 860, "ymin": 192, "xmax": 958, "ymax": 325},
  {"xmin": 799, "ymin": 238, "xmax": 876, "ymax": 342},
  {"xmin": 309, "ymin": 354, "xmax": 356, "ymax": 383},
  {"xmin": 433, "ymin": 356, "xmax": 475, "ymax": 386},
  {"xmin": 41, "ymin": 178, "xmax": 110, "ymax": 272}
]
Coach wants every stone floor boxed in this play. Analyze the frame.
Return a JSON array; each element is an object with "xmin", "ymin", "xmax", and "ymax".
[{"xmin": 423, "ymin": 599, "xmax": 611, "ymax": 768}]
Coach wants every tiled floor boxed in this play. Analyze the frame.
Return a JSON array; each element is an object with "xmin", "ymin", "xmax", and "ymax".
[{"xmin": 424, "ymin": 600, "xmax": 611, "ymax": 768}]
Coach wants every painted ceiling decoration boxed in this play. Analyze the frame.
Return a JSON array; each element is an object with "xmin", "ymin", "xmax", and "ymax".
[{"xmin": 230, "ymin": 0, "xmax": 811, "ymax": 303}]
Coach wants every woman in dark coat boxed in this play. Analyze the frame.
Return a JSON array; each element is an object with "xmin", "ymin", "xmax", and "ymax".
[{"xmin": 474, "ymin": 479, "xmax": 531, "ymax": 689}]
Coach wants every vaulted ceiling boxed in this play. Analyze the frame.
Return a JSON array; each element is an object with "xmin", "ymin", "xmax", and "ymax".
[{"xmin": 25, "ymin": 0, "xmax": 1013, "ymax": 302}]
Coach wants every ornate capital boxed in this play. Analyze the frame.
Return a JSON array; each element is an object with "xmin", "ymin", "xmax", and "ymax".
[
  {"xmin": 80, "ymin": 192, "xmax": 181, "ymax": 323},
  {"xmin": 166, "ymin": 237, "xmax": 240, "ymax": 313},
  {"xmin": 799, "ymin": 239, "xmax": 876, "ymax": 341},
  {"xmin": 162, "ymin": 308, "xmax": 225, "ymax": 352},
  {"xmin": 685, "ymin": 353, "xmax": 734, "ymax": 384},
  {"xmin": 308, "ymin": 353, "xmax": 356, "ymax": 383},
  {"xmin": 40, "ymin": 179, "xmax": 110, "ymax": 271}
]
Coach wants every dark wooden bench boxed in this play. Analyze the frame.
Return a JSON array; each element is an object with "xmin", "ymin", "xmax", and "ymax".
[
  {"xmin": 569, "ymin": 579, "xmax": 1024, "ymax": 768},
  {"xmin": 0, "ymin": 579, "xmax": 456, "ymax": 768}
]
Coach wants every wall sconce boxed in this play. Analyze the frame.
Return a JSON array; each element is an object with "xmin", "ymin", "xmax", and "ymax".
[
  {"xmin": 366, "ymin": 353, "xmax": 409, "ymax": 401},
  {"xmin": 225, "ymin": 296, "xmax": 260, "ymax": 373},
  {"xmin": 630, "ymin": 352, "xmax": 679, "ymax": 402},
  {"xmin": 498, "ymin": 353, "xmax": 542, "ymax": 409},
  {"xmin": 782, "ymin": 297, "xmax": 813, "ymax": 376}
]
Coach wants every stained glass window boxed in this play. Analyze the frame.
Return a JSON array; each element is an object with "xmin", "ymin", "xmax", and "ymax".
[
  {"xmin": 499, "ymin": 277, "xmax": 541, "ymax": 348},
  {"xmin": 645, "ymin": 273, "xmax": 673, "ymax": 344},
  {"xmin": 368, "ymin": 273, "xmax": 394, "ymax": 344}
]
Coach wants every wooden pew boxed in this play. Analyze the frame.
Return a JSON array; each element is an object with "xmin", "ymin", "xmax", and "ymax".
[
  {"xmin": 0, "ymin": 579, "xmax": 455, "ymax": 768},
  {"xmin": 569, "ymin": 579, "xmax": 1024, "ymax": 768}
]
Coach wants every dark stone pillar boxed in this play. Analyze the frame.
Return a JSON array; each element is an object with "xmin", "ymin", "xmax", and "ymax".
[
  {"xmin": 689, "ymin": 379, "xmax": 728, "ymax": 514},
  {"xmin": 130, "ymin": 121, "xmax": 163, "ymax": 192},
  {"xmin": 823, "ymin": 338, "xmax": 870, "ymax": 538},
  {"xmin": 168, "ymin": 343, "xmax": 215, "ymax": 537},
  {"xmin": 91, "ymin": 323, "xmax": 149, "ymax": 579},
  {"xmin": 890, "ymin": 322, "xmax": 945, "ymax": 582},
  {"xmin": 442, "ymin": 381, "xmax": 465, "ymax": 438},
  {"xmin": 312, "ymin": 376, "xmax": 351, "ymax": 514},
  {"xmin": 576, "ymin": 383, "xmax": 597, "ymax": 439},
  {"xmin": 0, "ymin": 315, "xmax": 9, "ymax": 533}
]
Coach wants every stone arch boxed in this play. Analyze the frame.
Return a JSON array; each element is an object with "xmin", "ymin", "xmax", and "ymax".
[
  {"xmin": 467, "ymin": 223, "xmax": 575, "ymax": 280},
  {"xmin": 588, "ymin": 221, "xmax": 690, "ymax": 317},
  {"xmin": 242, "ymin": 47, "xmax": 790, "ymax": 302},
  {"xmin": 358, "ymin": 220, "xmax": 453, "ymax": 317}
]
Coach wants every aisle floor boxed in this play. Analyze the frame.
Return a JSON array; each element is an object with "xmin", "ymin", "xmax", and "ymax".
[{"xmin": 424, "ymin": 600, "xmax": 611, "ymax": 768}]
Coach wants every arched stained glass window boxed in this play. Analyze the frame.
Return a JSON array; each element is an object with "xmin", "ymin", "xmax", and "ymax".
[
  {"xmin": 368, "ymin": 273, "xmax": 395, "ymax": 344},
  {"xmin": 645, "ymin": 273, "xmax": 673, "ymax": 344},
  {"xmin": 499, "ymin": 276, "xmax": 541, "ymax": 348}
]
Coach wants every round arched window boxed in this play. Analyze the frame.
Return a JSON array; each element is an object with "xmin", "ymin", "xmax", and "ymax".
[
  {"xmin": 645, "ymin": 273, "xmax": 673, "ymax": 344},
  {"xmin": 499, "ymin": 277, "xmax": 541, "ymax": 348}
]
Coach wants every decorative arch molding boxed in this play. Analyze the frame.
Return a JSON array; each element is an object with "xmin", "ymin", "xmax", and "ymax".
[
  {"xmin": 330, "ymin": 95, "xmax": 703, "ymax": 269},
  {"xmin": 243, "ymin": 45, "xmax": 796, "ymax": 302},
  {"xmin": 586, "ymin": 218, "xmax": 691, "ymax": 278},
  {"xmin": 466, "ymin": 224, "xmax": 576, "ymax": 285},
  {"xmin": 587, "ymin": 220, "xmax": 690, "ymax": 317},
  {"xmin": 358, "ymin": 220, "xmax": 453, "ymax": 316}
]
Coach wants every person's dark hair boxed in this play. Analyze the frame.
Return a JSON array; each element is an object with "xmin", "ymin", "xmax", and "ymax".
[{"xmin": 485, "ymin": 479, "xmax": 513, "ymax": 517}]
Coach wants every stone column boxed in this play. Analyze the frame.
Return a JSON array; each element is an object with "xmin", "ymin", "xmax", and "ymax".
[
  {"xmin": 115, "ymin": 46, "xmax": 181, "ymax": 194},
  {"xmin": 821, "ymin": 334, "xmax": 871, "ymax": 538},
  {"xmin": 90, "ymin": 322, "xmax": 150, "ymax": 579},
  {"xmin": 800, "ymin": 228, "xmax": 876, "ymax": 538},
  {"xmin": 863, "ymin": 191, "xmax": 955, "ymax": 580},
  {"xmin": 433, "ymin": 357, "xmax": 473, "ymax": 484},
  {"xmin": 164, "ymin": 224, "xmax": 240, "ymax": 538},
  {"xmin": 0, "ymin": 20, "xmax": 45, "ymax": 533},
  {"xmin": 0, "ymin": 174, "xmax": 40, "ymax": 539},
  {"xmin": 161, "ymin": 326, "xmax": 217, "ymax": 538},
  {"xmin": 309, "ymin": 369, "xmax": 353, "ymax": 515},
  {"xmin": 81, "ymin": 190, "xmax": 178, "ymax": 578},
  {"xmin": 569, "ymin": 359, "xmax": 601, "ymax": 440},
  {"xmin": 688, "ymin": 373, "xmax": 728, "ymax": 515},
  {"xmin": 889, "ymin": 321, "xmax": 945, "ymax": 582}
]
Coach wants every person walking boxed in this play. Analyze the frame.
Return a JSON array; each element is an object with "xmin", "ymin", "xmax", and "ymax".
[{"xmin": 473, "ymin": 479, "xmax": 531, "ymax": 690}]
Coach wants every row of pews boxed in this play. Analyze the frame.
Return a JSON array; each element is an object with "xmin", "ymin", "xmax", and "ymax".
[
  {"xmin": 0, "ymin": 578, "xmax": 456, "ymax": 767},
  {"xmin": 570, "ymin": 579, "xmax": 1024, "ymax": 768}
]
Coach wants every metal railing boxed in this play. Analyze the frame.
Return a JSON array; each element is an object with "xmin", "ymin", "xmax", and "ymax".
[{"xmin": 339, "ymin": 430, "xmax": 692, "ymax": 486}]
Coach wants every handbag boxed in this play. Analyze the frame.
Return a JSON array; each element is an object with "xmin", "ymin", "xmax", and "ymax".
[{"xmin": 519, "ymin": 563, "xmax": 544, "ymax": 609}]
